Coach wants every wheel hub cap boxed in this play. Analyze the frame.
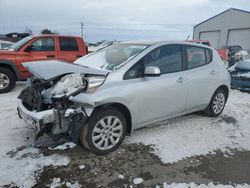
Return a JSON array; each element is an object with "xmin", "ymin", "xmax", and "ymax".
[
  {"xmin": 0, "ymin": 73, "xmax": 10, "ymax": 89},
  {"xmin": 92, "ymin": 116, "xmax": 123, "ymax": 150}
]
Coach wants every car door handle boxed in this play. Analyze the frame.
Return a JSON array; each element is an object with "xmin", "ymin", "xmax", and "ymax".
[
  {"xmin": 76, "ymin": 55, "xmax": 83, "ymax": 58},
  {"xmin": 176, "ymin": 77, "xmax": 187, "ymax": 83},
  {"xmin": 210, "ymin": 70, "xmax": 216, "ymax": 76},
  {"xmin": 47, "ymin": 55, "xmax": 55, "ymax": 58}
]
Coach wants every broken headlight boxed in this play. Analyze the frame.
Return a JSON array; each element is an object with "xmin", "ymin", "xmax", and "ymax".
[{"xmin": 50, "ymin": 73, "xmax": 87, "ymax": 98}]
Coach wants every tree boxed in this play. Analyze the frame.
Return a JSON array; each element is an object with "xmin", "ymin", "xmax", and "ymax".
[{"xmin": 40, "ymin": 28, "xmax": 53, "ymax": 34}]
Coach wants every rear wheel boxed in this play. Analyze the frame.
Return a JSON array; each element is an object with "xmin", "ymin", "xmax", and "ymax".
[
  {"xmin": 0, "ymin": 67, "xmax": 16, "ymax": 93},
  {"xmin": 204, "ymin": 88, "xmax": 227, "ymax": 117},
  {"xmin": 80, "ymin": 107, "xmax": 127, "ymax": 155}
]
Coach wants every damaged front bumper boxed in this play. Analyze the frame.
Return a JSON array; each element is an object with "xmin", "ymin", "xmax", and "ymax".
[
  {"xmin": 17, "ymin": 99, "xmax": 58, "ymax": 131},
  {"xmin": 16, "ymin": 73, "xmax": 98, "ymax": 141},
  {"xmin": 17, "ymin": 98, "xmax": 88, "ymax": 143}
]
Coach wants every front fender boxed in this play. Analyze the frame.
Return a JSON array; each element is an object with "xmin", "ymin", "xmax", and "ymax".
[{"xmin": 69, "ymin": 92, "xmax": 136, "ymax": 127}]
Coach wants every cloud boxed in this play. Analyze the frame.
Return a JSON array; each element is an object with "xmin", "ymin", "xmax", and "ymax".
[{"xmin": 0, "ymin": 0, "xmax": 249, "ymax": 42}]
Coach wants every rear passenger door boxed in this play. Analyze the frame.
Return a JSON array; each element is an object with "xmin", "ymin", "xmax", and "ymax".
[
  {"xmin": 57, "ymin": 37, "xmax": 82, "ymax": 62},
  {"xmin": 183, "ymin": 45, "xmax": 217, "ymax": 110}
]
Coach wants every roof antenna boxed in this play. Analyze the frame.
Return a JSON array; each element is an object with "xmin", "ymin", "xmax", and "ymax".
[{"xmin": 186, "ymin": 35, "xmax": 190, "ymax": 40}]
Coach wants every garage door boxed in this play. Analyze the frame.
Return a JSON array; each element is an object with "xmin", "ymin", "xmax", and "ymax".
[
  {"xmin": 199, "ymin": 31, "xmax": 220, "ymax": 48},
  {"xmin": 227, "ymin": 29, "xmax": 250, "ymax": 52}
]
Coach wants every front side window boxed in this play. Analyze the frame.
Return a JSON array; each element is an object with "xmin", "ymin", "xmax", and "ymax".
[
  {"xmin": 124, "ymin": 44, "xmax": 183, "ymax": 79},
  {"xmin": 30, "ymin": 38, "xmax": 55, "ymax": 51},
  {"xmin": 186, "ymin": 46, "xmax": 206, "ymax": 69},
  {"xmin": 59, "ymin": 37, "xmax": 79, "ymax": 51}
]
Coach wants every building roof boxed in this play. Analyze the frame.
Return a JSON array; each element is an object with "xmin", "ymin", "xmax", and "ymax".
[{"xmin": 194, "ymin": 8, "xmax": 250, "ymax": 27}]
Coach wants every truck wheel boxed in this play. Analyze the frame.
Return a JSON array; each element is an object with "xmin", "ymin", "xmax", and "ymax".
[
  {"xmin": 80, "ymin": 107, "xmax": 127, "ymax": 155},
  {"xmin": 0, "ymin": 67, "xmax": 16, "ymax": 93}
]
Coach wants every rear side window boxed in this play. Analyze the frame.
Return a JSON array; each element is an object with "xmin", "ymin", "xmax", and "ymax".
[
  {"xmin": 59, "ymin": 37, "xmax": 79, "ymax": 51},
  {"xmin": 185, "ymin": 46, "xmax": 208, "ymax": 69}
]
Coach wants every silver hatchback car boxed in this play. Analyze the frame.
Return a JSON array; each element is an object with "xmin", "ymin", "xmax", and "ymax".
[{"xmin": 17, "ymin": 41, "xmax": 230, "ymax": 154}]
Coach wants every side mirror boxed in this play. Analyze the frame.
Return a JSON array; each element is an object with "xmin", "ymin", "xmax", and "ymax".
[
  {"xmin": 24, "ymin": 45, "xmax": 34, "ymax": 52},
  {"xmin": 144, "ymin": 66, "xmax": 161, "ymax": 77}
]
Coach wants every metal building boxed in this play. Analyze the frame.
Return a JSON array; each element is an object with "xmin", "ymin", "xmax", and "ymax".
[{"xmin": 193, "ymin": 8, "xmax": 250, "ymax": 51}]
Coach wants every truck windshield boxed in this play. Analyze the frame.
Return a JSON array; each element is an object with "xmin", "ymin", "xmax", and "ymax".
[
  {"xmin": 9, "ymin": 36, "xmax": 33, "ymax": 51},
  {"xmin": 74, "ymin": 44, "xmax": 148, "ymax": 71}
]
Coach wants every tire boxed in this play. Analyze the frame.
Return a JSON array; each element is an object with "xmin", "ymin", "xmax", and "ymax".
[
  {"xmin": 204, "ymin": 88, "xmax": 227, "ymax": 117},
  {"xmin": 80, "ymin": 107, "xmax": 127, "ymax": 155},
  {"xmin": 0, "ymin": 67, "xmax": 16, "ymax": 93}
]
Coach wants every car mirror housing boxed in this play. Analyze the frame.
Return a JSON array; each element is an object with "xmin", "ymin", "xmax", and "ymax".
[{"xmin": 144, "ymin": 66, "xmax": 161, "ymax": 77}]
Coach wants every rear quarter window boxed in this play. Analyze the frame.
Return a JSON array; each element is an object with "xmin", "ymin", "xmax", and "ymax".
[
  {"xmin": 205, "ymin": 48, "xmax": 213, "ymax": 63},
  {"xmin": 59, "ymin": 37, "xmax": 79, "ymax": 51}
]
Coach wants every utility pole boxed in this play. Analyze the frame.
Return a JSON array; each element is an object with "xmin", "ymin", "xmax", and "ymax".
[{"xmin": 80, "ymin": 22, "xmax": 84, "ymax": 38}]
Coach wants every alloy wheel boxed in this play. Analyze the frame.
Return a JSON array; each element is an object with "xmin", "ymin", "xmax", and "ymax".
[
  {"xmin": 212, "ymin": 92, "xmax": 225, "ymax": 114},
  {"xmin": 91, "ymin": 116, "xmax": 123, "ymax": 150}
]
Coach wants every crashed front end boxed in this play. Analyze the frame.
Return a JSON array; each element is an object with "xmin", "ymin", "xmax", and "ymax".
[
  {"xmin": 229, "ymin": 60, "xmax": 250, "ymax": 92},
  {"xmin": 17, "ymin": 61, "xmax": 107, "ymax": 141}
]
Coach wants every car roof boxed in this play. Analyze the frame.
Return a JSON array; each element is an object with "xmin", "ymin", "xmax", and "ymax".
[
  {"xmin": 32, "ymin": 34, "xmax": 82, "ymax": 39},
  {"xmin": 187, "ymin": 40, "xmax": 210, "ymax": 43},
  {"xmin": 119, "ymin": 40, "xmax": 159, "ymax": 46},
  {"xmin": 119, "ymin": 40, "xmax": 213, "ymax": 49}
]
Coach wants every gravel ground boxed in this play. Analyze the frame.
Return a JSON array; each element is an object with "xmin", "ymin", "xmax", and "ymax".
[{"xmin": 33, "ymin": 143, "xmax": 250, "ymax": 187}]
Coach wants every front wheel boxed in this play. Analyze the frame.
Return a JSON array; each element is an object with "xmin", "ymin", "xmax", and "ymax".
[
  {"xmin": 204, "ymin": 88, "xmax": 227, "ymax": 117},
  {"xmin": 80, "ymin": 107, "xmax": 127, "ymax": 155}
]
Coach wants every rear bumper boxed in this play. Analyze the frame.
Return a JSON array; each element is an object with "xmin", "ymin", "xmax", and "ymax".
[{"xmin": 17, "ymin": 99, "xmax": 57, "ymax": 131}]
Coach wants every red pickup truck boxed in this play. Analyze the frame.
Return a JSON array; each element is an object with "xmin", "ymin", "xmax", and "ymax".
[{"xmin": 0, "ymin": 35, "xmax": 87, "ymax": 93}]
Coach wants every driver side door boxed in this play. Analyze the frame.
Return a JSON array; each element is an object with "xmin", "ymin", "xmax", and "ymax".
[
  {"xmin": 125, "ymin": 44, "xmax": 188, "ymax": 126},
  {"xmin": 26, "ymin": 37, "xmax": 57, "ymax": 62}
]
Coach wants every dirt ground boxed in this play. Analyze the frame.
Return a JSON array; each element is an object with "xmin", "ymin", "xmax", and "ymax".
[{"xmin": 30, "ymin": 139, "xmax": 250, "ymax": 188}]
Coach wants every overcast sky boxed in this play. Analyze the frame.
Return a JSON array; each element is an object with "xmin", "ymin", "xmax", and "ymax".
[{"xmin": 0, "ymin": 0, "xmax": 250, "ymax": 42}]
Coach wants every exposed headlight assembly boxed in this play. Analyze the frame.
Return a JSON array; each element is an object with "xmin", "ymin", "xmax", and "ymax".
[
  {"xmin": 50, "ymin": 73, "xmax": 87, "ymax": 98},
  {"xmin": 87, "ymin": 76, "xmax": 106, "ymax": 91}
]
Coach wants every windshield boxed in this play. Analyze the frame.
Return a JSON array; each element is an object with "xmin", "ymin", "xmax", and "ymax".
[
  {"xmin": 10, "ymin": 36, "xmax": 33, "ymax": 51},
  {"xmin": 75, "ymin": 44, "xmax": 148, "ymax": 71}
]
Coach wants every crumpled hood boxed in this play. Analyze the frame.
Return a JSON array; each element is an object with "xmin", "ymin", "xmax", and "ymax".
[{"xmin": 22, "ymin": 60, "xmax": 109, "ymax": 80}]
